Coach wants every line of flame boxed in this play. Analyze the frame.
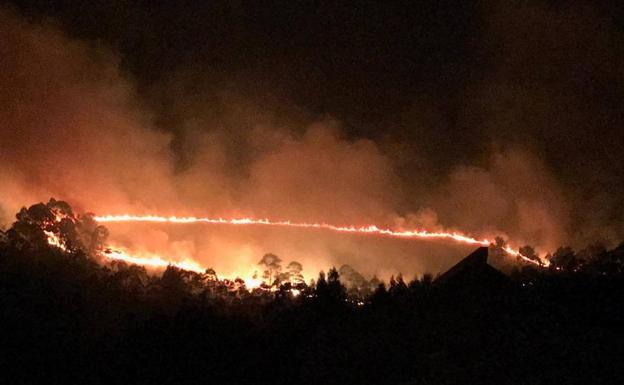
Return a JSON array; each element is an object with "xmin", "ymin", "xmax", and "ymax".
[
  {"xmin": 103, "ymin": 247, "xmax": 265, "ymax": 289},
  {"xmin": 105, "ymin": 248, "xmax": 204, "ymax": 272},
  {"xmin": 93, "ymin": 214, "xmax": 546, "ymax": 266},
  {"xmin": 44, "ymin": 228, "xmax": 264, "ymax": 287}
]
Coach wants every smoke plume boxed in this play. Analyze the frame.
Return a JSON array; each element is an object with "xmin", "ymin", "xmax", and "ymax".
[{"xmin": 1, "ymin": 3, "xmax": 623, "ymax": 278}]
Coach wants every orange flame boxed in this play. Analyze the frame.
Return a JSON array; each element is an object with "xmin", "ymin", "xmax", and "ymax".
[
  {"xmin": 103, "ymin": 246, "xmax": 265, "ymax": 289},
  {"xmin": 45, "ymin": 212, "xmax": 548, "ymax": 285},
  {"xmin": 104, "ymin": 248, "xmax": 204, "ymax": 272},
  {"xmin": 44, "ymin": 230, "xmax": 64, "ymax": 250},
  {"xmin": 94, "ymin": 214, "xmax": 547, "ymax": 266}
]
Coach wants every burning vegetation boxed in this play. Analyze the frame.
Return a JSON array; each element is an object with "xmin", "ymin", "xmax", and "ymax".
[
  {"xmin": 94, "ymin": 213, "xmax": 546, "ymax": 266},
  {"xmin": 2, "ymin": 199, "xmax": 624, "ymax": 384},
  {"xmin": 1, "ymin": 199, "xmax": 622, "ymax": 301},
  {"xmin": 3, "ymin": 199, "xmax": 618, "ymax": 295},
  {"xmin": 4, "ymin": 199, "xmax": 551, "ymax": 295}
]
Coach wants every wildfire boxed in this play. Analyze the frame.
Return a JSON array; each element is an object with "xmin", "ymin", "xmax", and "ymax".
[
  {"xmin": 94, "ymin": 214, "xmax": 547, "ymax": 266},
  {"xmin": 42, "ymin": 224, "xmax": 263, "ymax": 287},
  {"xmin": 102, "ymin": 246, "xmax": 265, "ymax": 289},
  {"xmin": 43, "ymin": 211, "xmax": 548, "ymax": 286},
  {"xmin": 104, "ymin": 248, "xmax": 204, "ymax": 273}
]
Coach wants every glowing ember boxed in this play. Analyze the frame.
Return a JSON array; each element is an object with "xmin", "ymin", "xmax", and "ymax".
[
  {"xmin": 44, "ymin": 230, "xmax": 64, "ymax": 250},
  {"xmin": 94, "ymin": 214, "xmax": 547, "ymax": 266}
]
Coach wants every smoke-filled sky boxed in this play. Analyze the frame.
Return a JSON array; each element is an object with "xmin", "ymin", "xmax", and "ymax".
[{"xmin": 1, "ymin": 1, "xmax": 623, "ymax": 277}]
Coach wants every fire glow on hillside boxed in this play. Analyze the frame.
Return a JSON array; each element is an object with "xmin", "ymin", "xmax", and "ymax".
[
  {"xmin": 93, "ymin": 214, "xmax": 547, "ymax": 267},
  {"xmin": 41, "ymin": 203, "xmax": 548, "ymax": 290}
]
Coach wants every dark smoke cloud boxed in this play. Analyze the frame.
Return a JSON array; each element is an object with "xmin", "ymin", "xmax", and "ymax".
[
  {"xmin": 464, "ymin": 2, "xmax": 624, "ymax": 248},
  {"xmin": 383, "ymin": 1, "xmax": 624, "ymax": 251},
  {"xmin": 1, "ymin": 2, "xmax": 623, "ymax": 277}
]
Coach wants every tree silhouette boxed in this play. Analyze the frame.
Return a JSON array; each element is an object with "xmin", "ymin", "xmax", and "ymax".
[
  {"xmin": 258, "ymin": 253, "xmax": 282, "ymax": 287},
  {"xmin": 6, "ymin": 198, "xmax": 108, "ymax": 254},
  {"xmin": 316, "ymin": 267, "xmax": 346, "ymax": 303},
  {"xmin": 389, "ymin": 274, "xmax": 408, "ymax": 297},
  {"xmin": 549, "ymin": 247, "xmax": 578, "ymax": 272},
  {"xmin": 519, "ymin": 245, "xmax": 540, "ymax": 263},
  {"xmin": 285, "ymin": 261, "xmax": 305, "ymax": 286}
]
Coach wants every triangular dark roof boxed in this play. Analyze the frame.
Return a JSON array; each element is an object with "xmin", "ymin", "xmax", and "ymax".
[{"xmin": 435, "ymin": 247, "xmax": 508, "ymax": 289}]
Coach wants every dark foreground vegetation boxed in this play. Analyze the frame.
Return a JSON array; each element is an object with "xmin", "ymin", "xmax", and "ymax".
[{"xmin": 1, "ymin": 200, "xmax": 624, "ymax": 384}]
